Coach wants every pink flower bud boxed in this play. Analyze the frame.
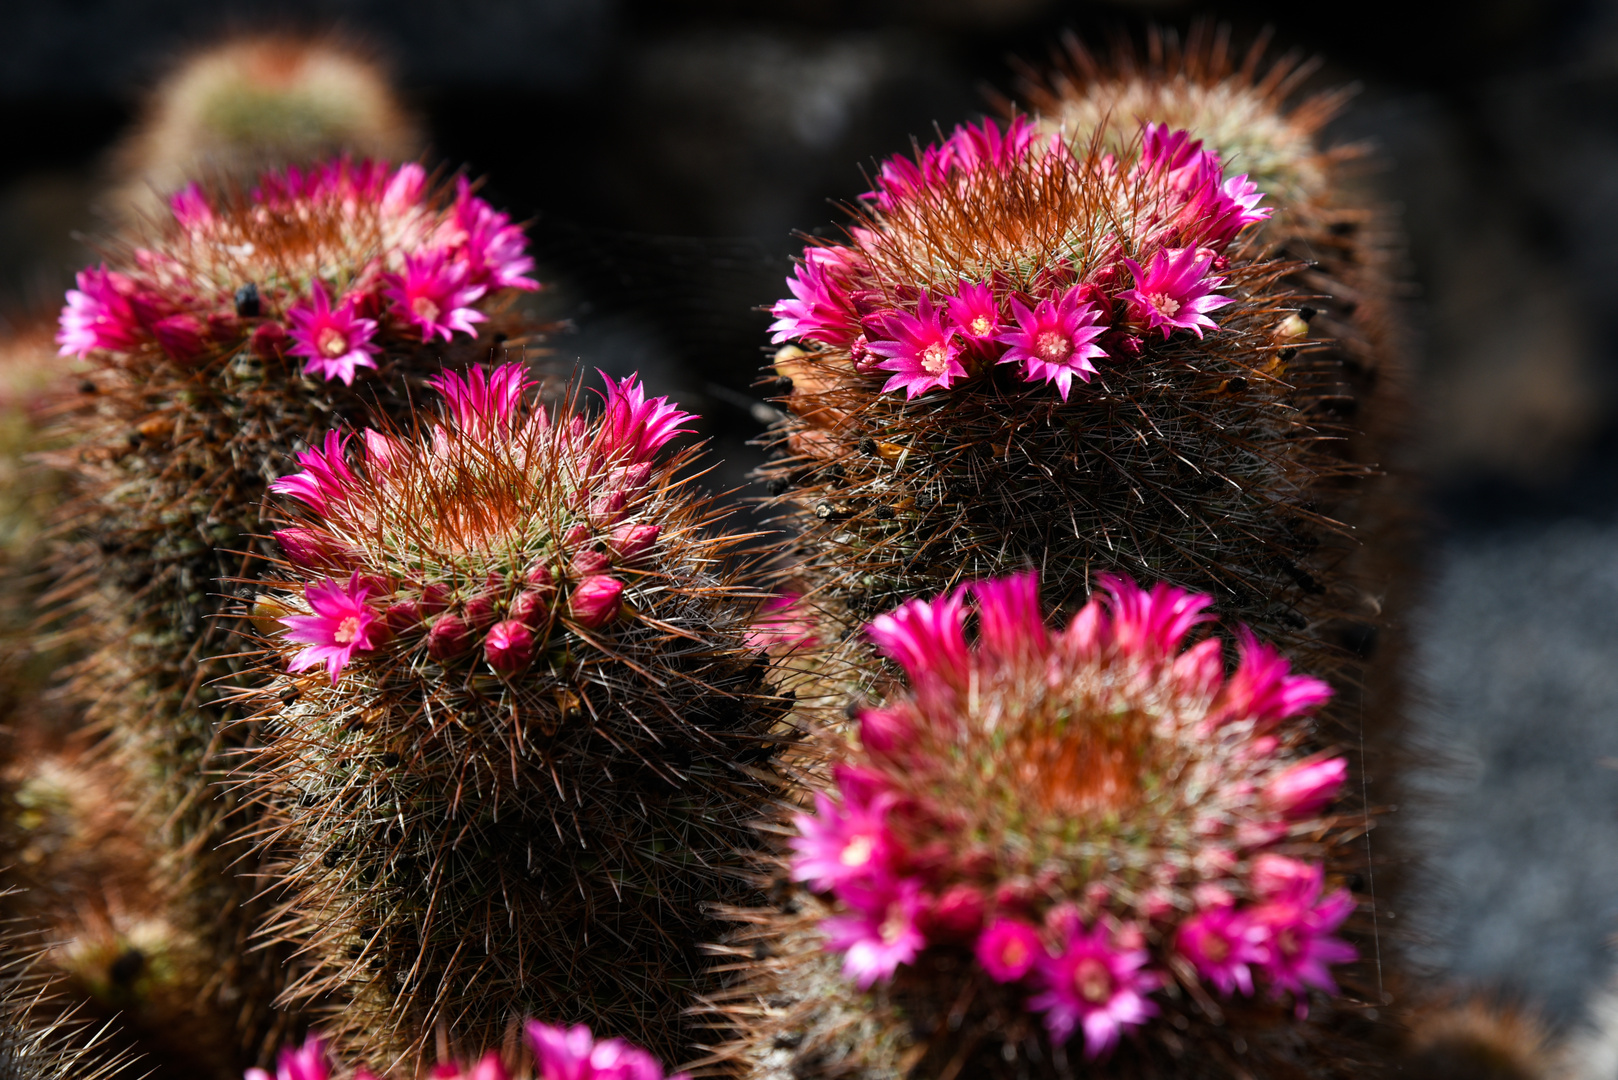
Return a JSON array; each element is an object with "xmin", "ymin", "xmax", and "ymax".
[
  {"xmin": 1263, "ymin": 757, "xmax": 1348, "ymax": 818},
  {"xmin": 383, "ymin": 599, "xmax": 422, "ymax": 635},
  {"xmin": 974, "ymin": 918, "xmax": 1042, "ymax": 983},
  {"xmin": 571, "ymin": 548, "xmax": 612, "ymax": 576},
  {"xmin": 509, "ymin": 589, "xmax": 551, "ymax": 628},
  {"xmin": 563, "ymin": 524, "xmax": 590, "ymax": 548},
  {"xmin": 1250, "ymin": 854, "xmax": 1317, "ymax": 902},
  {"xmin": 463, "ymin": 595, "xmax": 496, "ymax": 628},
  {"xmin": 568, "ymin": 575, "xmax": 623, "ymax": 629},
  {"xmin": 427, "ymin": 613, "xmax": 472, "ymax": 659},
  {"xmin": 858, "ymin": 707, "xmax": 912, "ymax": 754},
  {"xmin": 525, "ymin": 562, "xmax": 554, "ymax": 590},
  {"xmin": 609, "ymin": 522, "xmax": 660, "ymax": 561},
  {"xmin": 274, "ymin": 527, "xmax": 354, "ymax": 570},
  {"xmin": 420, "ymin": 583, "xmax": 450, "ymax": 616},
  {"xmin": 484, "ymin": 620, "xmax": 535, "ymax": 675},
  {"xmin": 925, "ymin": 885, "xmax": 985, "ymax": 939},
  {"xmin": 251, "ymin": 321, "xmax": 289, "ymax": 359},
  {"xmin": 151, "ymin": 314, "xmax": 207, "ymax": 362},
  {"xmin": 589, "ymin": 489, "xmax": 627, "ymax": 521}
]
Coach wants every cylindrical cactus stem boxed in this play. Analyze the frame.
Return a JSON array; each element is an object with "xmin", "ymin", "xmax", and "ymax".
[
  {"xmin": 245, "ymin": 364, "xmax": 790, "ymax": 1065},
  {"xmin": 42, "ymin": 158, "xmax": 543, "ymax": 1061},
  {"xmin": 712, "ymin": 572, "xmax": 1382, "ymax": 1079},
  {"xmin": 763, "ymin": 111, "xmax": 1361, "ymax": 663},
  {"xmin": 0, "ymin": 922, "xmax": 136, "ymax": 1080}
]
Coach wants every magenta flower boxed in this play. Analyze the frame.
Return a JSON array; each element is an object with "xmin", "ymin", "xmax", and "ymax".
[
  {"xmin": 280, "ymin": 573, "xmax": 382, "ymax": 684},
  {"xmin": 866, "ymin": 294, "xmax": 967, "ymax": 399},
  {"xmin": 150, "ymin": 313, "xmax": 208, "ymax": 362},
  {"xmin": 1200, "ymin": 173, "xmax": 1272, "ymax": 244},
  {"xmin": 789, "ymin": 789, "xmax": 900, "ymax": 895},
  {"xmin": 433, "ymin": 1052, "xmax": 508, "ymax": 1080},
  {"xmin": 865, "ymin": 588, "xmax": 970, "ymax": 688},
  {"xmin": 949, "ymin": 115, "xmax": 1038, "ymax": 174},
  {"xmin": 997, "ymin": 286, "xmax": 1108, "ymax": 400},
  {"xmin": 745, "ymin": 592, "xmax": 819, "ymax": 653},
  {"xmin": 1215, "ymin": 631, "xmax": 1333, "ymax": 729},
  {"xmin": 381, "ymin": 162, "xmax": 428, "ymax": 218},
  {"xmin": 244, "ymin": 1033, "xmax": 331, "ymax": 1080},
  {"xmin": 451, "ymin": 177, "xmax": 541, "ymax": 292},
  {"xmin": 945, "ymin": 279, "xmax": 1001, "ymax": 348},
  {"xmin": 975, "ymin": 918, "xmax": 1044, "ymax": 983},
  {"xmin": 56, "ymin": 266, "xmax": 144, "ymax": 357},
  {"xmin": 525, "ymin": 1021, "xmax": 690, "ymax": 1080},
  {"xmin": 592, "ymin": 372, "xmax": 694, "ymax": 464},
  {"xmin": 969, "ymin": 570, "xmax": 1049, "ymax": 660},
  {"xmin": 429, "ymin": 362, "xmax": 533, "ymax": 436},
  {"xmin": 1137, "ymin": 123, "xmax": 1206, "ymax": 179},
  {"xmin": 286, "ymin": 282, "xmax": 380, "ymax": 384},
  {"xmin": 569, "ymin": 575, "xmax": 624, "ymax": 629},
  {"xmin": 484, "ymin": 619, "xmax": 536, "ymax": 675},
  {"xmin": 1250, "ymin": 855, "xmax": 1319, "ymax": 902},
  {"xmin": 1118, "ymin": 247, "xmax": 1233, "ymax": 339},
  {"xmin": 821, "ymin": 879, "xmax": 928, "ymax": 989},
  {"xmin": 768, "ymin": 247, "xmax": 862, "ymax": 347},
  {"xmin": 269, "ymin": 431, "xmax": 358, "ymax": 516},
  {"xmin": 169, "ymin": 182, "xmax": 215, "ymax": 231},
  {"xmin": 1096, "ymin": 574, "xmax": 1215, "ymax": 660},
  {"xmin": 1176, "ymin": 906, "xmax": 1266, "ymax": 997},
  {"xmin": 1028, "ymin": 922, "xmax": 1158, "ymax": 1058},
  {"xmin": 385, "ymin": 249, "xmax": 488, "ymax": 343},
  {"xmin": 1263, "ymin": 757, "xmax": 1348, "ymax": 818},
  {"xmin": 1250, "ymin": 873, "xmax": 1357, "ymax": 999}
]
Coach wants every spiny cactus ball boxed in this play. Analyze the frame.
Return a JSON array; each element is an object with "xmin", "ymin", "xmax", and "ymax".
[
  {"xmin": 716, "ymin": 572, "xmax": 1371, "ymax": 1079},
  {"xmin": 763, "ymin": 116, "xmax": 1359, "ymax": 664},
  {"xmin": 250, "ymin": 364, "xmax": 789, "ymax": 1063}
]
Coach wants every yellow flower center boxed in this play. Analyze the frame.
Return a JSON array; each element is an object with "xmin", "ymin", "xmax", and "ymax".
[
  {"xmin": 1149, "ymin": 292, "xmax": 1180, "ymax": 318},
  {"xmin": 920, "ymin": 342, "xmax": 951, "ymax": 374},
  {"xmin": 412, "ymin": 296, "xmax": 441, "ymax": 324},
  {"xmin": 840, "ymin": 834, "xmax": 874, "ymax": 867},
  {"xmin": 334, "ymin": 615, "xmax": 363, "ymax": 645},
  {"xmin": 970, "ymin": 315, "xmax": 993, "ymax": 336},
  {"xmin": 1073, "ymin": 957, "xmax": 1112, "ymax": 1004},
  {"xmin": 1035, "ymin": 330, "xmax": 1070, "ymax": 362},
  {"xmin": 317, "ymin": 326, "xmax": 348, "ymax": 358}
]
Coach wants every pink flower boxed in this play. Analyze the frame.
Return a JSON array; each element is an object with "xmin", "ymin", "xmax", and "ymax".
[
  {"xmin": 1250, "ymin": 871, "xmax": 1357, "ymax": 998},
  {"xmin": 1216, "ymin": 631, "xmax": 1333, "ymax": 729},
  {"xmin": 1137, "ymin": 123, "xmax": 1207, "ymax": 179},
  {"xmin": 1118, "ymin": 247, "xmax": 1233, "ymax": 339},
  {"xmin": 1263, "ymin": 757, "xmax": 1348, "ymax": 818},
  {"xmin": 822, "ymin": 879, "xmax": 928, "ymax": 989},
  {"xmin": 949, "ymin": 115, "xmax": 1038, "ymax": 174},
  {"xmin": 485, "ymin": 619, "xmax": 536, "ymax": 675},
  {"xmin": 451, "ymin": 178, "xmax": 540, "ymax": 292},
  {"xmin": 865, "ymin": 588, "xmax": 970, "ymax": 687},
  {"xmin": 286, "ymin": 282, "xmax": 380, "ymax": 384},
  {"xmin": 150, "ymin": 313, "xmax": 209, "ymax": 362},
  {"xmin": 169, "ymin": 182, "xmax": 215, "ymax": 231},
  {"xmin": 270, "ymin": 431, "xmax": 358, "ymax": 516},
  {"xmin": 969, "ymin": 570, "xmax": 1048, "ymax": 660},
  {"xmin": 592, "ymin": 373, "xmax": 693, "ymax": 464},
  {"xmin": 1197, "ymin": 173, "xmax": 1272, "ymax": 244},
  {"xmin": 857, "ymin": 706, "xmax": 912, "ymax": 754},
  {"xmin": 945, "ymin": 279, "xmax": 1001, "ymax": 348},
  {"xmin": 997, "ymin": 286, "xmax": 1108, "ymax": 400},
  {"xmin": 274, "ymin": 527, "xmax": 356, "ymax": 571},
  {"xmin": 789, "ymin": 789, "xmax": 900, "ymax": 894},
  {"xmin": 569, "ymin": 575, "xmax": 624, "ymax": 629},
  {"xmin": 744, "ymin": 592, "xmax": 819, "ymax": 652},
  {"xmin": 56, "ymin": 266, "xmax": 144, "ymax": 357},
  {"xmin": 430, "ymin": 362, "xmax": 533, "ymax": 436},
  {"xmin": 768, "ymin": 247, "xmax": 862, "ymax": 347},
  {"xmin": 244, "ymin": 1033, "xmax": 331, "ymax": 1080},
  {"xmin": 385, "ymin": 250, "xmax": 488, "ymax": 342},
  {"xmin": 280, "ymin": 573, "xmax": 382, "ymax": 683},
  {"xmin": 432, "ymin": 1052, "xmax": 508, "ymax": 1080},
  {"xmin": 1250, "ymin": 854, "xmax": 1319, "ymax": 902},
  {"xmin": 525, "ymin": 1021, "xmax": 690, "ymax": 1080},
  {"xmin": 1097, "ymin": 574, "xmax": 1214, "ymax": 660},
  {"xmin": 382, "ymin": 162, "xmax": 428, "ymax": 218},
  {"xmin": 867, "ymin": 294, "xmax": 967, "ymax": 398},
  {"xmin": 1028, "ymin": 922, "xmax": 1158, "ymax": 1058},
  {"xmin": 1176, "ymin": 906, "xmax": 1267, "ymax": 997},
  {"xmin": 976, "ymin": 918, "xmax": 1044, "ymax": 983}
]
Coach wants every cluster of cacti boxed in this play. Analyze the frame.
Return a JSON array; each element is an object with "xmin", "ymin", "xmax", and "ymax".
[
  {"xmin": 245, "ymin": 362, "xmax": 788, "ymax": 1063},
  {"xmin": 0, "ymin": 21, "xmax": 1448, "ymax": 1080}
]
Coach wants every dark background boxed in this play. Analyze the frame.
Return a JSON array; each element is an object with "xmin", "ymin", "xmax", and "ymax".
[{"xmin": 5, "ymin": 0, "xmax": 1618, "ymax": 1048}]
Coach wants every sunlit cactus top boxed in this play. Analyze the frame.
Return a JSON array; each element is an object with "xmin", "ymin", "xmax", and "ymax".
[
  {"xmin": 264, "ymin": 362, "xmax": 693, "ymax": 684},
  {"xmin": 768, "ymin": 119, "xmax": 1268, "ymax": 400},
  {"xmin": 248, "ymin": 1022, "xmax": 689, "ymax": 1080},
  {"xmin": 57, "ymin": 158, "xmax": 538, "ymax": 383},
  {"xmin": 790, "ymin": 571, "xmax": 1355, "ymax": 1059}
]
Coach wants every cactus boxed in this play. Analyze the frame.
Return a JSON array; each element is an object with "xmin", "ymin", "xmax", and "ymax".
[
  {"xmin": 245, "ymin": 364, "xmax": 789, "ymax": 1065},
  {"xmin": 0, "ymin": 919, "xmax": 134, "ymax": 1080},
  {"xmin": 106, "ymin": 34, "xmax": 422, "ymax": 224},
  {"xmin": 711, "ymin": 571, "xmax": 1379, "ymax": 1079},
  {"xmin": 43, "ymin": 157, "xmax": 542, "ymax": 1061}
]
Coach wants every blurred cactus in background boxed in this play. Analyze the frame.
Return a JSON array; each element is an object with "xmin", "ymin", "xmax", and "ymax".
[{"xmin": 244, "ymin": 364, "xmax": 789, "ymax": 1065}]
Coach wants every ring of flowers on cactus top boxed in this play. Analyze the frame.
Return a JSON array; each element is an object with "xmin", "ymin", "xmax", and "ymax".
[
  {"xmin": 788, "ymin": 570, "xmax": 1355, "ymax": 1058},
  {"xmin": 57, "ymin": 160, "xmax": 538, "ymax": 380},
  {"xmin": 767, "ymin": 119, "xmax": 1268, "ymax": 399}
]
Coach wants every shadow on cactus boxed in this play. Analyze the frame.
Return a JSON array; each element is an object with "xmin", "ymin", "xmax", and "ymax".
[
  {"xmin": 762, "ymin": 109, "xmax": 1372, "ymax": 677},
  {"xmin": 709, "ymin": 572, "xmax": 1381, "ymax": 1079},
  {"xmin": 242, "ymin": 363, "xmax": 793, "ymax": 1065},
  {"xmin": 43, "ymin": 155, "xmax": 544, "ymax": 1061}
]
